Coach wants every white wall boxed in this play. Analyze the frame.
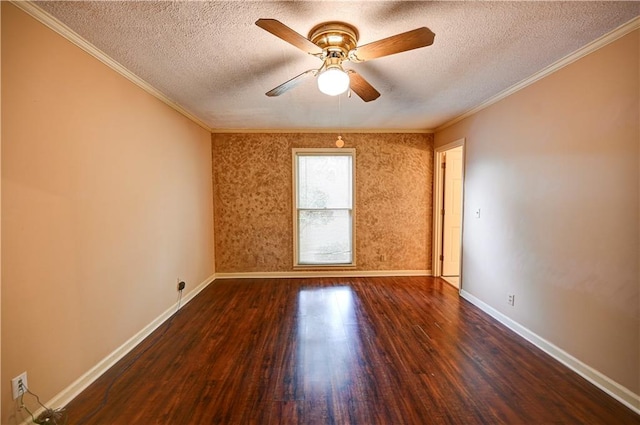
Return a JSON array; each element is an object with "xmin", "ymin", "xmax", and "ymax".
[
  {"xmin": 436, "ymin": 30, "xmax": 639, "ymax": 398},
  {"xmin": 1, "ymin": 4, "xmax": 214, "ymax": 422}
]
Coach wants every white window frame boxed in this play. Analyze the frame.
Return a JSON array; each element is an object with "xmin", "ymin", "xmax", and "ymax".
[{"xmin": 292, "ymin": 148, "xmax": 356, "ymax": 268}]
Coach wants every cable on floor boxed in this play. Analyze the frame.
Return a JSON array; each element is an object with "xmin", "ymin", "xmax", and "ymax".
[{"xmin": 19, "ymin": 383, "xmax": 68, "ymax": 425}]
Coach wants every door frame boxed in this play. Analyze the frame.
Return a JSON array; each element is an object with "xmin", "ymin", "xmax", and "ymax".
[{"xmin": 432, "ymin": 138, "xmax": 466, "ymax": 287}]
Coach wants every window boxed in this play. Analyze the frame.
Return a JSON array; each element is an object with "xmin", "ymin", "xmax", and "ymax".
[{"xmin": 293, "ymin": 148, "xmax": 355, "ymax": 267}]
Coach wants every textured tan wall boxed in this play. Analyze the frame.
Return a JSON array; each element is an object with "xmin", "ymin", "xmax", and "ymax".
[
  {"xmin": 436, "ymin": 30, "xmax": 639, "ymax": 395},
  {"xmin": 213, "ymin": 133, "xmax": 433, "ymax": 273},
  {"xmin": 2, "ymin": 4, "xmax": 214, "ymax": 422}
]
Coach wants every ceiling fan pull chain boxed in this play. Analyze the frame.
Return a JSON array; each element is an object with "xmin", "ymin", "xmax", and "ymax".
[{"xmin": 336, "ymin": 94, "xmax": 345, "ymax": 148}]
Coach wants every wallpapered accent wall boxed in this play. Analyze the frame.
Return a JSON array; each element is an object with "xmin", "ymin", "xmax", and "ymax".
[{"xmin": 212, "ymin": 133, "xmax": 433, "ymax": 273}]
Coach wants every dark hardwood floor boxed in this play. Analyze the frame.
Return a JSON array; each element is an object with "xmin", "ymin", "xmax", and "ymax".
[{"xmin": 66, "ymin": 277, "xmax": 639, "ymax": 424}]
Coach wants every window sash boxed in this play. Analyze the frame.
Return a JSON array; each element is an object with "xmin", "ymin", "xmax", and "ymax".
[
  {"xmin": 297, "ymin": 209, "xmax": 353, "ymax": 265},
  {"xmin": 297, "ymin": 154, "xmax": 353, "ymax": 209}
]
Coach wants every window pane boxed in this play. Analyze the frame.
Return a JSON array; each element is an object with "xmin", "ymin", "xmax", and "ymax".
[
  {"xmin": 298, "ymin": 210, "xmax": 352, "ymax": 264},
  {"xmin": 297, "ymin": 155, "xmax": 352, "ymax": 209}
]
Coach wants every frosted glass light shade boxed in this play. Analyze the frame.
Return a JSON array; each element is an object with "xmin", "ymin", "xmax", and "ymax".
[{"xmin": 317, "ymin": 67, "xmax": 350, "ymax": 96}]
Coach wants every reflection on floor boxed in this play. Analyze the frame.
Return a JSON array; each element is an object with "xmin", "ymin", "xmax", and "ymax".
[{"xmin": 442, "ymin": 275, "xmax": 460, "ymax": 288}]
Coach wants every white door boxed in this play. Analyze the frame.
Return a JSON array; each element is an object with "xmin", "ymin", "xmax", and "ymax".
[{"xmin": 442, "ymin": 146, "xmax": 463, "ymax": 276}]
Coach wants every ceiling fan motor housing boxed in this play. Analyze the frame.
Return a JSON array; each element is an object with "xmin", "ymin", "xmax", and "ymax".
[{"xmin": 308, "ymin": 22, "xmax": 359, "ymax": 59}]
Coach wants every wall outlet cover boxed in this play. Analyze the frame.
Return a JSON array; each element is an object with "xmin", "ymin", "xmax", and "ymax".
[{"xmin": 11, "ymin": 372, "xmax": 28, "ymax": 400}]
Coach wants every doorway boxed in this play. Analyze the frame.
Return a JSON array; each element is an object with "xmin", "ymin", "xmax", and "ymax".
[{"xmin": 433, "ymin": 139, "xmax": 465, "ymax": 289}]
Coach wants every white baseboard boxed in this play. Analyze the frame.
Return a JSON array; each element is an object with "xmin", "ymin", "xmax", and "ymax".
[
  {"xmin": 460, "ymin": 289, "xmax": 640, "ymax": 414},
  {"xmin": 27, "ymin": 274, "xmax": 216, "ymax": 423},
  {"xmin": 215, "ymin": 270, "xmax": 431, "ymax": 279},
  {"xmin": 35, "ymin": 274, "xmax": 636, "ymax": 422},
  {"xmin": 29, "ymin": 269, "xmax": 429, "ymax": 422}
]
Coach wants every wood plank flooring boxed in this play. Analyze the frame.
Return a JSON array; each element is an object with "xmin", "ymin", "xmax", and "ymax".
[{"xmin": 66, "ymin": 277, "xmax": 639, "ymax": 424}]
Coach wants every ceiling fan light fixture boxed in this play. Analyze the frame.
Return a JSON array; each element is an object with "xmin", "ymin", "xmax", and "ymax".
[
  {"xmin": 317, "ymin": 66, "xmax": 350, "ymax": 96},
  {"xmin": 257, "ymin": 19, "xmax": 434, "ymax": 102}
]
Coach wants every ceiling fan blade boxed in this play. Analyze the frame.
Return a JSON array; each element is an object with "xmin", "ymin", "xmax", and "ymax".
[
  {"xmin": 348, "ymin": 70, "xmax": 380, "ymax": 102},
  {"xmin": 256, "ymin": 19, "xmax": 323, "ymax": 55},
  {"xmin": 266, "ymin": 69, "xmax": 316, "ymax": 97},
  {"xmin": 350, "ymin": 27, "xmax": 435, "ymax": 62}
]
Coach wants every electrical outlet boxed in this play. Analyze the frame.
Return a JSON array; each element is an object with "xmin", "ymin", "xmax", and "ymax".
[
  {"xmin": 508, "ymin": 294, "xmax": 515, "ymax": 306},
  {"xmin": 178, "ymin": 281, "xmax": 186, "ymax": 291},
  {"xmin": 11, "ymin": 372, "xmax": 28, "ymax": 400}
]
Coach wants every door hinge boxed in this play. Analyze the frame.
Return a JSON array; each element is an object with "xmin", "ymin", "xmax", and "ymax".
[
  {"xmin": 439, "ymin": 254, "xmax": 444, "ymax": 261},
  {"xmin": 441, "ymin": 209, "xmax": 445, "ymax": 215},
  {"xmin": 441, "ymin": 162, "xmax": 446, "ymax": 169}
]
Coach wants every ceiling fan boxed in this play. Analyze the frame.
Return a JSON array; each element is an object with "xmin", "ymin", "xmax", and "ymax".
[{"xmin": 255, "ymin": 19, "xmax": 435, "ymax": 102}]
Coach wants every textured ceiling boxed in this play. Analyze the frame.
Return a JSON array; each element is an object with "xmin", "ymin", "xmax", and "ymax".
[{"xmin": 33, "ymin": 1, "xmax": 639, "ymax": 131}]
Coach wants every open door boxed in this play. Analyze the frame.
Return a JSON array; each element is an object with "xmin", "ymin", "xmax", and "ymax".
[
  {"xmin": 442, "ymin": 146, "xmax": 463, "ymax": 278},
  {"xmin": 433, "ymin": 139, "xmax": 465, "ymax": 289}
]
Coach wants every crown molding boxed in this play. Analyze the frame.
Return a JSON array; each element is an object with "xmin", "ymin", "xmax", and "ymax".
[
  {"xmin": 10, "ymin": 1, "xmax": 435, "ymax": 136},
  {"xmin": 436, "ymin": 16, "xmax": 640, "ymax": 132},
  {"xmin": 10, "ymin": 1, "xmax": 213, "ymax": 133},
  {"xmin": 210, "ymin": 128, "xmax": 435, "ymax": 134},
  {"xmin": 14, "ymin": 1, "xmax": 637, "ymax": 137}
]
